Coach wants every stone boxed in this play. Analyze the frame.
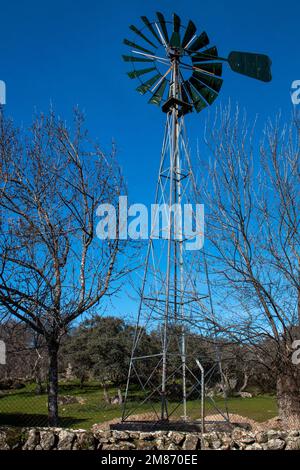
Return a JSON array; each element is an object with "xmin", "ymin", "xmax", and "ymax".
[
  {"xmin": 94, "ymin": 430, "xmax": 111, "ymax": 443},
  {"xmin": 267, "ymin": 430, "xmax": 280, "ymax": 440},
  {"xmin": 155, "ymin": 437, "xmax": 167, "ymax": 450},
  {"xmin": 135, "ymin": 440, "xmax": 156, "ymax": 450},
  {"xmin": 167, "ymin": 431, "xmax": 185, "ymax": 446},
  {"xmin": 129, "ymin": 431, "xmax": 142, "ymax": 439},
  {"xmin": 211, "ymin": 439, "xmax": 222, "ymax": 449},
  {"xmin": 267, "ymin": 438, "xmax": 286, "ymax": 450},
  {"xmin": 245, "ymin": 443, "xmax": 263, "ymax": 450},
  {"xmin": 23, "ymin": 429, "xmax": 40, "ymax": 450},
  {"xmin": 167, "ymin": 443, "xmax": 180, "ymax": 450},
  {"xmin": 76, "ymin": 432, "xmax": 95, "ymax": 450},
  {"xmin": 112, "ymin": 430, "xmax": 130, "ymax": 441},
  {"xmin": 40, "ymin": 431, "xmax": 56, "ymax": 450},
  {"xmin": 239, "ymin": 392, "xmax": 253, "ymax": 398},
  {"xmin": 285, "ymin": 437, "xmax": 300, "ymax": 450},
  {"xmin": 117, "ymin": 442, "xmax": 136, "ymax": 450},
  {"xmin": 232, "ymin": 428, "xmax": 255, "ymax": 445},
  {"xmin": 0, "ymin": 431, "xmax": 9, "ymax": 450},
  {"xmin": 201, "ymin": 437, "xmax": 212, "ymax": 450},
  {"xmin": 2, "ymin": 428, "xmax": 24, "ymax": 450},
  {"xmin": 182, "ymin": 434, "xmax": 199, "ymax": 450},
  {"xmin": 255, "ymin": 431, "xmax": 268, "ymax": 444},
  {"xmin": 57, "ymin": 430, "xmax": 75, "ymax": 450},
  {"xmin": 102, "ymin": 443, "xmax": 119, "ymax": 450},
  {"xmin": 219, "ymin": 435, "xmax": 232, "ymax": 450},
  {"xmin": 139, "ymin": 432, "xmax": 156, "ymax": 441}
]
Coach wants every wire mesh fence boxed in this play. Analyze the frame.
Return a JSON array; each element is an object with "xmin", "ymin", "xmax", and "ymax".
[{"xmin": 0, "ymin": 344, "xmax": 108, "ymax": 428}]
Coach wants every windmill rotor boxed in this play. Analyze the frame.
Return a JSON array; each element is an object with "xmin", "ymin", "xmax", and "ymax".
[{"xmin": 123, "ymin": 12, "xmax": 272, "ymax": 115}]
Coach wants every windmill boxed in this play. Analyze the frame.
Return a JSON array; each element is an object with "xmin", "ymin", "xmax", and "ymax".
[{"xmin": 117, "ymin": 12, "xmax": 272, "ymax": 431}]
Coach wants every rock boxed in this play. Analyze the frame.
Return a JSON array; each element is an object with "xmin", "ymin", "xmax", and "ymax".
[
  {"xmin": 40, "ymin": 431, "xmax": 56, "ymax": 450},
  {"xmin": 219, "ymin": 435, "xmax": 232, "ymax": 450},
  {"xmin": 112, "ymin": 430, "xmax": 130, "ymax": 441},
  {"xmin": 139, "ymin": 432, "xmax": 156, "ymax": 441},
  {"xmin": 267, "ymin": 438, "xmax": 286, "ymax": 450},
  {"xmin": 129, "ymin": 431, "xmax": 141, "ymax": 439},
  {"xmin": 238, "ymin": 392, "xmax": 253, "ymax": 398},
  {"xmin": 288, "ymin": 430, "xmax": 300, "ymax": 437},
  {"xmin": 201, "ymin": 437, "xmax": 212, "ymax": 450},
  {"xmin": 111, "ymin": 397, "xmax": 120, "ymax": 405},
  {"xmin": 2, "ymin": 428, "xmax": 24, "ymax": 450},
  {"xmin": 23, "ymin": 429, "xmax": 40, "ymax": 450},
  {"xmin": 255, "ymin": 431, "xmax": 268, "ymax": 444},
  {"xmin": 267, "ymin": 430, "xmax": 280, "ymax": 440},
  {"xmin": 155, "ymin": 437, "xmax": 167, "ymax": 450},
  {"xmin": 211, "ymin": 439, "xmax": 222, "ymax": 449},
  {"xmin": 135, "ymin": 440, "xmax": 156, "ymax": 450},
  {"xmin": 0, "ymin": 430, "xmax": 10, "ymax": 450},
  {"xmin": 76, "ymin": 432, "xmax": 95, "ymax": 450},
  {"xmin": 182, "ymin": 434, "xmax": 199, "ymax": 450},
  {"xmin": 232, "ymin": 428, "xmax": 255, "ymax": 445},
  {"xmin": 167, "ymin": 443, "xmax": 180, "ymax": 450},
  {"xmin": 102, "ymin": 443, "xmax": 119, "ymax": 450},
  {"xmin": 245, "ymin": 443, "xmax": 263, "ymax": 450},
  {"xmin": 285, "ymin": 437, "xmax": 300, "ymax": 450},
  {"xmin": 168, "ymin": 431, "xmax": 185, "ymax": 445},
  {"xmin": 57, "ymin": 430, "xmax": 75, "ymax": 450},
  {"xmin": 94, "ymin": 430, "xmax": 111, "ymax": 443},
  {"xmin": 117, "ymin": 442, "xmax": 136, "ymax": 450}
]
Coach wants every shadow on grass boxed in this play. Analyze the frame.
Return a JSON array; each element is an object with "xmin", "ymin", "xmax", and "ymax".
[{"xmin": 0, "ymin": 413, "xmax": 85, "ymax": 428}]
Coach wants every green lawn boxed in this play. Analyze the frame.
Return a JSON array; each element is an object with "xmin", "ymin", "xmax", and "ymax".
[{"xmin": 0, "ymin": 382, "xmax": 278, "ymax": 430}]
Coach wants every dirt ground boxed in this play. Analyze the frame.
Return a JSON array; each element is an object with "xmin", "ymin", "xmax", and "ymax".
[{"xmin": 92, "ymin": 412, "xmax": 299, "ymax": 432}]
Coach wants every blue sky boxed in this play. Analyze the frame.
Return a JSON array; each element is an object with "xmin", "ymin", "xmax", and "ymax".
[{"xmin": 1, "ymin": 0, "xmax": 299, "ymax": 318}]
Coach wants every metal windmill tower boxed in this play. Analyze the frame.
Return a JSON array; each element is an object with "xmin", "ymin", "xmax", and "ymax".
[{"xmin": 117, "ymin": 12, "xmax": 272, "ymax": 430}]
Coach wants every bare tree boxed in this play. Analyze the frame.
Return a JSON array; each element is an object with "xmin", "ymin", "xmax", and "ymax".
[
  {"xmin": 198, "ymin": 105, "xmax": 300, "ymax": 424},
  {"xmin": 0, "ymin": 110, "xmax": 127, "ymax": 425}
]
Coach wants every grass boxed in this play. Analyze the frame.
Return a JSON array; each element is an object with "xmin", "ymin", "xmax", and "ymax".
[{"xmin": 0, "ymin": 381, "xmax": 278, "ymax": 430}]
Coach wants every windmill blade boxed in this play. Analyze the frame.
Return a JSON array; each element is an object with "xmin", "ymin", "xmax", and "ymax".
[
  {"xmin": 156, "ymin": 12, "xmax": 169, "ymax": 44},
  {"xmin": 188, "ymin": 31, "xmax": 209, "ymax": 52},
  {"xmin": 192, "ymin": 70, "xmax": 223, "ymax": 92},
  {"xmin": 191, "ymin": 46, "xmax": 218, "ymax": 62},
  {"xmin": 136, "ymin": 73, "xmax": 162, "ymax": 94},
  {"xmin": 149, "ymin": 79, "xmax": 168, "ymax": 105},
  {"xmin": 182, "ymin": 20, "xmax": 197, "ymax": 48},
  {"xmin": 173, "ymin": 13, "xmax": 181, "ymax": 33},
  {"xmin": 228, "ymin": 51, "xmax": 272, "ymax": 82},
  {"xmin": 193, "ymin": 62, "xmax": 222, "ymax": 77},
  {"xmin": 170, "ymin": 32, "xmax": 181, "ymax": 48},
  {"xmin": 122, "ymin": 55, "xmax": 154, "ymax": 63},
  {"xmin": 123, "ymin": 39, "xmax": 155, "ymax": 55},
  {"xmin": 129, "ymin": 25, "xmax": 157, "ymax": 48},
  {"xmin": 189, "ymin": 76, "xmax": 219, "ymax": 105},
  {"xmin": 141, "ymin": 16, "xmax": 162, "ymax": 44},
  {"xmin": 184, "ymin": 80, "xmax": 207, "ymax": 113},
  {"xmin": 169, "ymin": 13, "xmax": 181, "ymax": 47},
  {"xmin": 127, "ymin": 67, "xmax": 156, "ymax": 79}
]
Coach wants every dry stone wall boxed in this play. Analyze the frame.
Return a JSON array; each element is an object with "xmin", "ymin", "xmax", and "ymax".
[{"xmin": 0, "ymin": 427, "xmax": 300, "ymax": 450}]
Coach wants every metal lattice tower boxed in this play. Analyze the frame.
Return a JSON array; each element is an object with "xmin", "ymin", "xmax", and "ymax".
[{"xmin": 119, "ymin": 12, "xmax": 272, "ymax": 430}]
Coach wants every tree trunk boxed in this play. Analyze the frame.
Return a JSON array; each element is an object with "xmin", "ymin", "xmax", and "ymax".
[
  {"xmin": 277, "ymin": 367, "xmax": 300, "ymax": 426},
  {"xmin": 47, "ymin": 340, "xmax": 59, "ymax": 426}
]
